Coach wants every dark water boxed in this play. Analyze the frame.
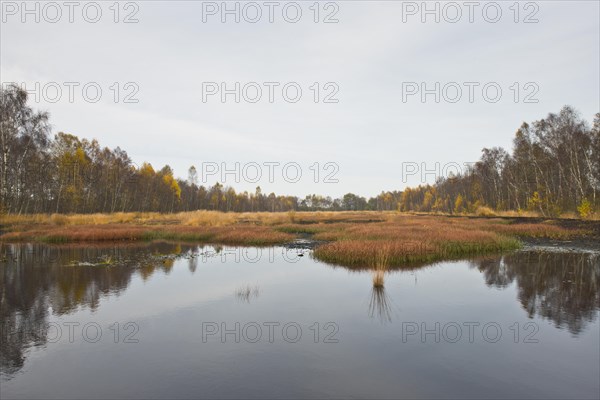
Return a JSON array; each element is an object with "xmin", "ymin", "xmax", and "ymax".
[{"xmin": 1, "ymin": 242, "xmax": 599, "ymax": 399}]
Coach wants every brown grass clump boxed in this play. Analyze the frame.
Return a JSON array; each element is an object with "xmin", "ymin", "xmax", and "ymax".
[
  {"xmin": 315, "ymin": 240, "xmax": 438, "ymax": 268},
  {"xmin": 312, "ymin": 216, "xmax": 528, "ymax": 268},
  {"xmin": 371, "ymin": 244, "xmax": 391, "ymax": 288},
  {"xmin": 0, "ymin": 224, "xmax": 293, "ymax": 245},
  {"xmin": 0, "ymin": 224, "xmax": 149, "ymax": 242}
]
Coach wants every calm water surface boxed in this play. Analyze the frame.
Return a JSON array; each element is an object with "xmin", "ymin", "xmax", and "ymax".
[{"xmin": 1, "ymin": 242, "xmax": 599, "ymax": 399}]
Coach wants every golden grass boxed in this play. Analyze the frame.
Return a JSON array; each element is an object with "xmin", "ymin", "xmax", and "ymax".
[
  {"xmin": 4, "ymin": 209, "xmax": 597, "ymax": 226},
  {"xmin": 1, "ymin": 210, "xmax": 326, "ymax": 227},
  {"xmin": 475, "ymin": 206, "xmax": 498, "ymax": 217},
  {"xmin": 2, "ymin": 212, "xmax": 157, "ymax": 226},
  {"xmin": 180, "ymin": 211, "xmax": 238, "ymax": 226}
]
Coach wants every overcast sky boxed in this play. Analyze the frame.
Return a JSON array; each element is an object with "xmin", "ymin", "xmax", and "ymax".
[{"xmin": 2, "ymin": 0, "xmax": 599, "ymax": 197}]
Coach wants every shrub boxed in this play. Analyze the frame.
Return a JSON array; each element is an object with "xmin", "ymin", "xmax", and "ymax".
[
  {"xmin": 577, "ymin": 199, "xmax": 593, "ymax": 219},
  {"xmin": 50, "ymin": 214, "xmax": 69, "ymax": 226},
  {"xmin": 476, "ymin": 206, "xmax": 497, "ymax": 217}
]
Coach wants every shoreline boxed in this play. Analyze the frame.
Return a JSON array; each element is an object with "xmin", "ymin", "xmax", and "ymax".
[{"xmin": 2, "ymin": 212, "xmax": 598, "ymax": 268}]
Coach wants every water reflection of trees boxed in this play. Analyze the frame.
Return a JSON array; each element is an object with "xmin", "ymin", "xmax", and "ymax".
[
  {"xmin": 471, "ymin": 251, "xmax": 600, "ymax": 334},
  {"xmin": 0, "ymin": 242, "xmax": 192, "ymax": 377}
]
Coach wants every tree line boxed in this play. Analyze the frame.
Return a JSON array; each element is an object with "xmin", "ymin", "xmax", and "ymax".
[
  {"xmin": 398, "ymin": 107, "xmax": 599, "ymax": 217},
  {"xmin": 1, "ymin": 84, "xmax": 598, "ymax": 216}
]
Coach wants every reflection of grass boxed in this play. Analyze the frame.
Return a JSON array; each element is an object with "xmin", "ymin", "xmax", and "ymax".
[
  {"xmin": 369, "ymin": 286, "xmax": 392, "ymax": 324},
  {"xmin": 99, "ymin": 255, "xmax": 114, "ymax": 265},
  {"xmin": 67, "ymin": 254, "xmax": 115, "ymax": 267},
  {"xmin": 368, "ymin": 248, "xmax": 394, "ymax": 323},
  {"xmin": 235, "ymin": 285, "xmax": 260, "ymax": 303}
]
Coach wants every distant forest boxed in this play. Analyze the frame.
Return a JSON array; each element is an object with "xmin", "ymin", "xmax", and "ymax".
[{"xmin": 1, "ymin": 84, "xmax": 599, "ymax": 216}]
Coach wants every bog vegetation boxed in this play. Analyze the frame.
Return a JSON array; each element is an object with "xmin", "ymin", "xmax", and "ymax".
[
  {"xmin": 1, "ymin": 211, "xmax": 591, "ymax": 268},
  {"xmin": 1, "ymin": 84, "xmax": 598, "ymax": 218}
]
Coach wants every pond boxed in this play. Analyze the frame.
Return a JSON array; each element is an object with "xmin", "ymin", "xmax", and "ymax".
[{"xmin": 1, "ymin": 242, "xmax": 599, "ymax": 399}]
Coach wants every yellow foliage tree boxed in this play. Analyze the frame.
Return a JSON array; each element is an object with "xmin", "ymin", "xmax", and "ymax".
[{"xmin": 454, "ymin": 194, "xmax": 464, "ymax": 214}]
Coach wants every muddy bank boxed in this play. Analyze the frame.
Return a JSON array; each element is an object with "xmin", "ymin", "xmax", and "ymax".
[
  {"xmin": 512, "ymin": 218, "xmax": 600, "ymax": 253},
  {"xmin": 476, "ymin": 216, "xmax": 599, "ymax": 236},
  {"xmin": 509, "ymin": 217, "xmax": 600, "ymax": 236},
  {"xmin": 285, "ymin": 235, "xmax": 600, "ymax": 254},
  {"xmin": 520, "ymin": 237, "xmax": 600, "ymax": 254},
  {"xmin": 283, "ymin": 233, "xmax": 327, "ymax": 250}
]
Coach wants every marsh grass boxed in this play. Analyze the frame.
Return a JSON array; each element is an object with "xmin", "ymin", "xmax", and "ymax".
[
  {"xmin": 1, "ymin": 211, "xmax": 590, "ymax": 267},
  {"xmin": 311, "ymin": 215, "xmax": 532, "ymax": 268},
  {"xmin": 371, "ymin": 244, "xmax": 391, "ymax": 288},
  {"xmin": 372, "ymin": 270, "xmax": 385, "ymax": 288},
  {"xmin": 1, "ymin": 224, "xmax": 293, "ymax": 246},
  {"xmin": 1, "ymin": 210, "xmax": 388, "ymax": 227}
]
